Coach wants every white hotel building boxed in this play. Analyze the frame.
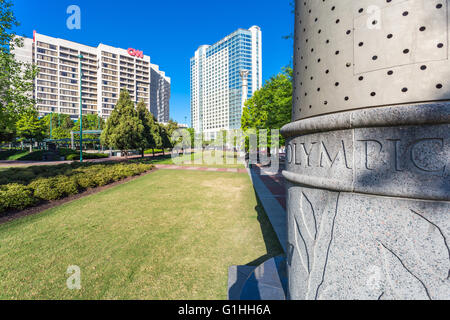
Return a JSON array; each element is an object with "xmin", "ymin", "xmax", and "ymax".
[
  {"xmin": 14, "ymin": 31, "xmax": 170, "ymax": 120},
  {"xmin": 190, "ymin": 26, "xmax": 262, "ymax": 139},
  {"xmin": 150, "ymin": 63, "xmax": 171, "ymax": 123}
]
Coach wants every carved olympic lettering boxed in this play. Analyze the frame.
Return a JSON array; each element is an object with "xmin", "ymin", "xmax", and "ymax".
[{"xmin": 287, "ymin": 138, "xmax": 446, "ymax": 175}]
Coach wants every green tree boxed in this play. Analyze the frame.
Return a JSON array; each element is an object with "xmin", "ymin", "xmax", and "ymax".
[
  {"xmin": 100, "ymin": 89, "xmax": 144, "ymax": 157},
  {"xmin": 71, "ymin": 114, "xmax": 105, "ymax": 148},
  {"xmin": 157, "ymin": 120, "xmax": 179, "ymax": 155},
  {"xmin": 136, "ymin": 100, "xmax": 159, "ymax": 158},
  {"xmin": 241, "ymin": 66, "xmax": 293, "ymax": 152},
  {"xmin": 51, "ymin": 126, "xmax": 70, "ymax": 140},
  {"xmin": 0, "ymin": 0, "xmax": 38, "ymax": 142},
  {"xmin": 165, "ymin": 119, "xmax": 179, "ymax": 140},
  {"xmin": 151, "ymin": 116, "xmax": 163, "ymax": 156},
  {"xmin": 187, "ymin": 128, "xmax": 195, "ymax": 149},
  {"xmin": 42, "ymin": 113, "xmax": 74, "ymax": 140},
  {"xmin": 71, "ymin": 114, "xmax": 104, "ymax": 131},
  {"xmin": 158, "ymin": 124, "xmax": 170, "ymax": 155},
  {"xmin": 15, "ymin": 109, "xmax": 45, "ymax": 151}
]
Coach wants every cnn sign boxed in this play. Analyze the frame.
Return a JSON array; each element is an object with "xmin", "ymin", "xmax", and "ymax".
[{"xmin": 127, "ymin": 48, "xmax": 144, "ymax": 59}]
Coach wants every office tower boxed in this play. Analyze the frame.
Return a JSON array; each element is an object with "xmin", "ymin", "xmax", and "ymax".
[
  {"xmin": 150, "ymin": 64, "xmax": 171, "ymax": 123},
  {"xmin": 190, "ymin": 26, "xmax": 262, "ymax": 139}
]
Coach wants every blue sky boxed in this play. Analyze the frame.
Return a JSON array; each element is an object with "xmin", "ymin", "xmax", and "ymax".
[{"xmin": 12, "ymin": 0, "xmax": 294, "ymax": 124}]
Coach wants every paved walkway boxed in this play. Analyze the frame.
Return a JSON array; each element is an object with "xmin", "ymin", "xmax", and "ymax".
[
  {"xmin": 247, "ymin": 163, "xmax": 287, "ymax": 253},
  {"xmin": 251, "ymin": 164, "xmax": 286, "ymax": 210}
]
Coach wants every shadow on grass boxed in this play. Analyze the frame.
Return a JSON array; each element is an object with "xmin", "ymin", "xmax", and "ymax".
[{"xmin": 245, "ymin": 194, "xmax": 284, "ymax": 267}]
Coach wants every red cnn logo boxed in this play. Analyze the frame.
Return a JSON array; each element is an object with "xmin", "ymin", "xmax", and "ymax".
[{"xmin": 127, "ymin": 48, "xmax": 144, "ymax": 59}]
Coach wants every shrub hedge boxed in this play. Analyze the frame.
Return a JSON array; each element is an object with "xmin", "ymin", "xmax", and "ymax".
[
  {"xmin": 0, "ymin": 148, "xmax": 108, "ymax": 161},
  {"xmin": 0, "ymin": 184, "xmax": 38, "ymax": 213},
  {"xmin": 0, "ymin": 161, "xmax": 154, "ymax": 215},
  {"xmin": 65, "ymin": 152, "xmax": 109, "ymax": 161}
]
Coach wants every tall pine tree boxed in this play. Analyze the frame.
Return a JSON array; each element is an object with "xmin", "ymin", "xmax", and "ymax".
[
  {"xmin": 100, "ymin": 89, "xmax": 144, "ymax": 157},
  {"xmin": 136, "ymin": 100, "xmax": 161, "ymax": 157}
]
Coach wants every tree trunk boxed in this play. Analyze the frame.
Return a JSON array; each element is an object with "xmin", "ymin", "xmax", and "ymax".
[
  {"xmin": 141, "ymin": 149, "xmax": 145, "ymax": 158},
  {"xmin": 152, "ymin": 149, "xmax": 155, "ymax": 157}
]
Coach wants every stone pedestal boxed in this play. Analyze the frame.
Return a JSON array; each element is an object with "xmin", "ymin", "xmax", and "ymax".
[{"xmin": 283, "ymin": 0, "xmax": 450, "ymax": 300}]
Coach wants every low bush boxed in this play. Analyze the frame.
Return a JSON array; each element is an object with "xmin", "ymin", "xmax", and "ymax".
[
  {"xmin": 54, "ymin": 176, "xmax": 79, "ymax": 197},
  {"xmin": 84, "ymin": 153, "xmax": 109, "ymax": 160},
  {"xmin": 93, "ymin": 171, "xmax": 113, "ymax": 186},
  {"xmin": 0, "ymin": 184, "xmax": 38, "ymax": 214},
  {"xmin": 0, "ymin": 148, "xmax": 108, "ymax": 162},
  {"xmin": 66, "ymin": 154, "xmax": 78, "ymax": 161},
  {"xmin": 29, "ymin": 178, "xmax": 64, "ymax": 201},
  {"xmin": 66, "ymin": 153, "xmax": 108, "ymax": 161},
  {"xmin": 0, "ymin": 150, "xmax": 33, "ymax": 161},
  {"xmin": 144, "ymin": 149, "xmax": 165, "ymax": 154},
  {"xmin": 19, "ymin": 150, "xmax": 47, "ymax": 161},
  {"xmin": 0, "ymin": 161, "xmax": 154, "ymax": 214},
  {"xmin": 75, "ymin": 174, "xmax": 97, "ymax": 189},
  {"xmin": 64, "ymin": 150, "xmax": 108, "ymax": 161}
]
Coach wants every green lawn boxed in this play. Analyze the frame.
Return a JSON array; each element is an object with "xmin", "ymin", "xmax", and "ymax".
[
  {"xmin": 0, "ymin": 169, "xmax": 282, "ymax": 299},
  {"xmin": 0, "ymin": 150, "xmax": 31, "ymax": 161},
  {"xmin": 150, "ymin": 152, "xmax": 245, "ymax": 169}
]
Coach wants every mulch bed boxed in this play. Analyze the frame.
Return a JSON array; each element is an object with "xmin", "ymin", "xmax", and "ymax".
[{"xmin": 0, "ymin": 168, "xmax": 159, "ymax": 226}]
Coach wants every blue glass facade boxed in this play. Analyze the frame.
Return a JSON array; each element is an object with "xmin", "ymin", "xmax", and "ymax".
[{"xmin": 191, "ymin": 27, "xmax": 261, "ymax": 135}]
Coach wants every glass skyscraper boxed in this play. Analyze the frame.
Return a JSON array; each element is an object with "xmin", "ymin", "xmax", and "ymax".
[{"xmin": 190, "ymin": 26, "xmax": 262, "ymax": 139}]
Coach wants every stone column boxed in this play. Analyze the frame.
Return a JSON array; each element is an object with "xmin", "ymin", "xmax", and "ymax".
[{"xmin": 282, "ymin": 0, "xmax": 449, "ymax": 300}]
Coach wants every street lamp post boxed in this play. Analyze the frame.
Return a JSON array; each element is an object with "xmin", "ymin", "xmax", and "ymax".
[{"xmin": 78, "ymin": 54, "xmax": 83, "ymax": 162}]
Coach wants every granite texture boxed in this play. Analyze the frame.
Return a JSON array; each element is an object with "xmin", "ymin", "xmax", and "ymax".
[
  {"xmin": 284, "ymin": 109, "xmax": 450, "ymax": 299},
  {"xmin": 282, "ymin": 103, "xmax": 450, "ymax": 138},
  {"xmin": 228, "ymin": 266, "xmax": 256, "ymax": 300},
  {"xmin": 284, "ymin": 0, "xmax": 450, "ymax": 300},
  {"xmin": 287, "ymin": 185, "xmax": 450, "ymax": 300},
  {"xmin": 285, "ymin": 122, "xmax": 449, "ymax": 201},
  {"xmin": 239, "ymin": 256, "xmax": 287, "ymax": 300},
  {"xmin": 284, "ymin": 103, "xmax": 449, "ymax": 300}
]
